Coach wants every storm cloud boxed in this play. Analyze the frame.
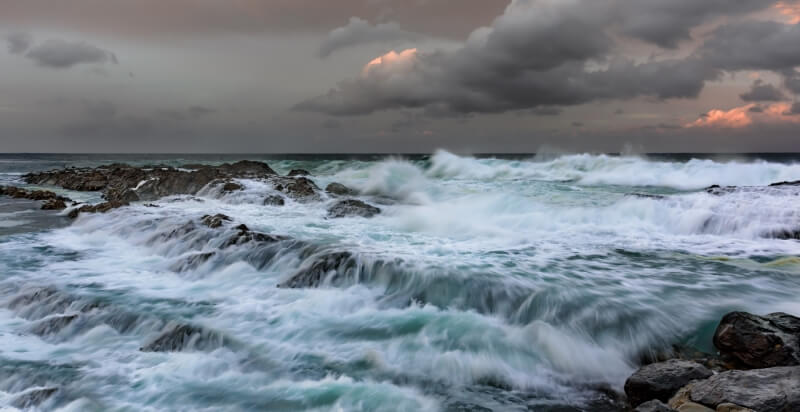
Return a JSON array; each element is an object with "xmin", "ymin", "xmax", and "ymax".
[
  {"xmin": 740, "ymin": 80, "xmax": 787, "ymax": 101},
  {"xmin": 5, "ymin": 32, "xmax": 32, "ymax": 54},
  {"xmin": 319, "ymin": 18, "xmax": 421, "ymax": 58},
  {"xmin": 24, "ymin": 39, "xmax": 117, "ymax": 68}
]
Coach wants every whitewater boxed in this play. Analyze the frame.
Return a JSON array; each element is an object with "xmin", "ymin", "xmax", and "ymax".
[{"xmin": 1, "ymin": 151, "xmax": 800, "ymax": 411}]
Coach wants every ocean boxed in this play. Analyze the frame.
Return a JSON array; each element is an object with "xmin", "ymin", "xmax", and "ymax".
[{"xmin": 1, "ymin": 151, "xmax": 800, "ymax": 411}]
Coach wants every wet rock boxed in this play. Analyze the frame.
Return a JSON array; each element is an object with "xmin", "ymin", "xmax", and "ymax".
[
  {"xmin": 263, "ymin": 194, "xmax": 285, "ymax": 206},
  {"xmin": 635, "ymin": 400, "xmax": 677, "ymax": 412},
  {"xmin": 221, "ymin": 181, "xmax": 244, "ymax": 193},
  {"xmin": 762, "ymin": 228, "xmax": 800, "ymax": 240},
  {"xmin": 627, "ymin": 193, "xmax": 666, "ymax": 200},
  {"xmin": 688, "ymin": 366, "xmax": 800, "ymax": 411},
  {"xmin": 325, "ymin": 182, "xmax": 357, "ymax": 196},
  {"xmin": 201, "ymin": 214, "xmax": 232, "ymax": 229},
  {"xmin": 769, "ymin": 180, "xmax": 800, "ymax": 187},
  {"xmin": 276, "ymin": 177, "xmax": 321, "ymax": 202},
  {"xmin": 704, "ymin": 185, "xmax": 736, "ymax": 196},
  {"xmin": 29, "ymin": 314, "xmax": 78, "ymax": 336},
  {"xmin": 170, "ymin": 252, "xmax": 215, "ymax": 272},
  {"xmin": 327, "ymin": 199, "xmax": 381, "ymax": 218},
  {"xmin": 67, "ymin": 201, "xmax": 128, "ymax": 218},
  {"xmin": 223, "ymin": 224, "xmax": 286, "ymax": 247},
  {"xmin": 41, "ymin": 198, "xmax": 67, "ymax": 210},
  {"xmin": 279, "ymin": 251, "xmax": 356, "ymax": 288},
  {"xmin": 140, "ymin": 323, "xmax": 224, "ymax": 352},
  {"xmin": 713, "ymin": 312, "xmax": 800, "ymax": 368},
  {"xmin": 715, "ymin": 403, "xmax": 755, "ymax": 412},
  {"xmin": 11, "ymin": 387, "xmax": 59, "ymax": 408},
  {"xmin": 624, "ymin": 360, "xmax": 713, "ymax": 407},
  {"xmin": 287, "ymin": 169, "xmax": 311, "ymax": 177}
]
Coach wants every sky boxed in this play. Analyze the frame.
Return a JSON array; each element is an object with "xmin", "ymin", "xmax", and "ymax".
[{"xmin": 1, "ymin": 0, "xmax": 800, "ymax": 153}]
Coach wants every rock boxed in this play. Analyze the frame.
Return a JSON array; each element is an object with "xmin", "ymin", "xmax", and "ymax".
[
  {"xmin": 11, "ymin": 387, "xmax": 59, "ymax": 408},
  {"xmin": 29, "ymin": 314, "xmax": 78, "ymax": 336},
  {"xmin": 769, "ymin": 180, "xmax": 800, "ymax": 187},
  {"xmin": 276, "ymin": 177, "xmax": 320, "ymax": 202},
  {"xmin": 220, "ymin": 181, "xmax": 243, "ymax": 193},
  {"xmin": 327, "ymin": 199, "xmax": 381, "ymax": 218},
  {"xmin": 676, "ymin": 402, "xmax": 714, "ymax": 412},
  {"xmin": 762, "ymin": 228, "xmax": 800, "ymax": 240},
  {"xmin": 201, "ymin": 214, "xmax": 231, "ymax": 229},
  {"xmin": 713, "ymin": 312, "xmax": 800, "ymax": 368},
  {"xmin": 688, "ymin": 366, "xmax": 800, "ymax": 411},
  {"xmin": 223, "ymin": 224, "xmax": 286, "ymax": 247},
  {"xmin": 279, "ymin": 251, "xmax": 356, "ymax": 288},
  {"xmin": 325, "ymin": 182, "xmax": 357, "ymax": 196},
  {"xmin": 41, "ymin": 199, "xmax": 67, "ymax": 210},
  {"xmin": 140, "ymin": 323, "xmax": 224, "ymax": 352},
  {"xmin": 170, "ymin": 252, "xmax": 215, "ymax": 272},
  {"xmin": 704, "ymin": 185, "xmax": 736, "ymax": 196},
  {"xmin": 624, "ymin": 360, "xmax": 713, "ymax": 407},
  {"xmin": 67, "ymin": 201, "xmax": 128, "ymax": 218},
  {"xmin": 287, "ymin": 169, "xmax": 311, "ymax": 176},
  {"xmin": 636, "ymin": 400, "xmax": 677, "ymax": 412},
  {"xmin": 715, "ymin": 403, "xmax": 755, "ymax": 412},
  {"xmin": 627, "ymin": 193, "xmax": 666, "ymax": 200},
  {"xmin": 263, "ymin": 195, "xmax": 285, "ymax": 206}
]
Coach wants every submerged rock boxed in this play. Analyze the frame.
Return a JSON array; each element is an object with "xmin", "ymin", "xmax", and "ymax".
[
  {"xmin": 287, "ymin": 169, "xmax": 311, "ymax": 177},
  {"xmin": 768, "ymin": 180, "xmax": 800, "ymax": 187},
  {"xmin": 279, "ymin": 251, "xmax": 356, "ymax": 288},
  {"xmin": 220, "ymin": 181, "xmax": 244, "ymax": 193},
  {"xmin": 223, "ymin": 224, "xmax": 286, "ymax": 247},
  {"xmin": 688, "ymin": 366, "xmax": 800, "ymax": 411},
  {"xmin": 29, "ymin": 314, "xmax": 78, "ymax": 336},
  {"xmin": 327, "ymin": 199, "xmax": 381, "ymax": 218},
  {"xmin": 325, "ymin": 182, "xmax": 357, "ymax": 196},
  {"xmin": 11, "ymin": 387, "xmax": 59, "ymax": 408},
  {"xmin": 0, "ymin": 185, "xmax": 72, "ymax": 208},
  {"xmin": 201, "ymin": 213, "xmax": 232, "ymax": 229},
  {"xmin": 263, "ymin": 194, "xmax": 285, "ymax": 206},
  {"xmin": 624, "ymin": 360, "xmax": 713, "ymax": 407},
  {"xmin": 67, "ymin": 201, "xmax": 128, "ymax": 218},
  {"xmin": 41, "ymin": 198, "xmax": 67, "ymax": 210},
  {"xmin": 713, "ymin": 312, "xmax": 800, "ymax": 368},
  {"xmin": 140, "ymin": 323, "xmax": 224, "ymax": 352}
]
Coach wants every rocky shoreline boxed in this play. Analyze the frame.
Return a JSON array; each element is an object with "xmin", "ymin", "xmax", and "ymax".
[{"xmin": 625, "ymin": 311, "xmax": 800, "ymax": 412}]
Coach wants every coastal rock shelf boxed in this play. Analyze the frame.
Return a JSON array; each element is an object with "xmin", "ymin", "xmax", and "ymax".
[{"xmin": 626, "ymin": 311, "xmax": 800, "ymax": 412}]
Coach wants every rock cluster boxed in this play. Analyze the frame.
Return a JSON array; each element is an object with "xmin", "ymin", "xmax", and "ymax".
[
  {"xmin": 625, "ymin": 311, "xmax": 800, "ymax": 412},
  {"xmin": 0, "ymin": 185, "xmax": 71, "ymax": 210}
]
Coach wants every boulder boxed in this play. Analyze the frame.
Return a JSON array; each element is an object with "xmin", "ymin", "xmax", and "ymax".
[
  {"xmin": 201, "ymin": 214, "xmax": 231, "ymax": 229},
  {"xmin": 220, "ymin": 181, "xmax": 243, "ymax": 193},
  {"xmin": 41, "ymin": 199, "xmax": 67, "ymax": 210},
  {"xmin": 713, "ymin": 312, "xmax": 800, "ymax": 368},
  {"xmin": 263, "ymin": 195, "xmax": 285, "ymax": 206},
  {"xmin": 287, "ymin": 169, "xmax": 311, "ymax": 176},
  {"xmin": 635, "ymin": 400, "xmax": 677, "ymax": 412},
  {"xmin": 327, "ymin": 199, "xmax": 381, "ymax": 218},
  {"xmin": 688, "ymin": 366, "xmax": 800, "ymax": 411},
  {"xmin": 624, "ymin": 360, "xmax": 713, "ymax": 407},
  {"xmin": 325, "ymin": 182, "xmax": 357, "ymax": 196},
  {"xmin": 275, "ymin": 177, "xmax": 320, "ymax": 202}
]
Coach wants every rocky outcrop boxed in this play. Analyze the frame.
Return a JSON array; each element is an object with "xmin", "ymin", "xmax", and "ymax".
[
  {"xmin": 713, "ymin": 312, "xmax": 800, "ymax": 368},
  {"xmin": 274, "ymin": 177, "xmax": 320, "ymax": 202},
  {"xmin": 140, "ymin": 323, "xmax": 225, "ymax": 352},
  {"xmin": 223, "ymin": 224, "xmax": 287, "ymax": 248},
  {"xmin": 67, "ymin": 201, "xmax": 129, "ymax": 218},
  {"xmin": 0, "ymin": 185, "xmax": 72, "ymax": 210},
  {"xmin": 279, "ymin": 251, "xmax": 356, "ymax": 288},
  {"xmin": 201, "ymin": 214, "xmax": 232, "ymax": 229},
  {"xmin": 327, "ymin": 199, "xmax": 381, "ymax": 218},
  {"xmin": 288, "ymin": 169, "xmax": 311, "ymax": 176},
  {"xmin": 325, "ymin": 182, "xmax": 357, "ymax": 196},
  {"xmin": 624, "ymin": 360, "xmax": 713, "ymax": 407},
  {"xmin": 686, "ymin": 366, "xmax": 800, "ymax": 411},
  {"xmin": 768, "ymin": 180, "xmax": 800, "ymax": 187}
]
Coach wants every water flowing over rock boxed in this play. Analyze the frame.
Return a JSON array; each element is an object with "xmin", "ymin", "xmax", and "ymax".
[
  {"xmin": 287, "ymin": 169, "xmax": 311, "ymax": 176},
  {"xmin": 263, "ymin": 194, "xmax": 285, "ymax": 206},
  {"xmin": 274, "ymin": 177, "xmax": 321, "ymax": 202},
  {"xmin": 327, "ymin": 199, "xmax": 381, "ymax": 218},
  {"xmin": 67, "ymin": 201, "xmax": 129, "ymax": 218},
  {"xmin": 11, "ymin": 387, "xmax": 59, "ymax": 409},
  {"xmin": 201, "ymin": 213, "xmax": 232, "ymax": 229},
  {"xmin": 635, "ymin": 400, "xmax": 676, "ymax": 412},
  {"xmin": 624, "ymin": 359, "xmax": 713, "ymax": 407},
  {"xmin": 140, "ymin": 323, "xmax": 225, "ymax": 352},
  {"xmin": 713, "ymin": 312, "xmax": 800, "ymax": 368},
  {"xmin": 279, "ymin": 251, "xmax": 357, "ymax": 288}
]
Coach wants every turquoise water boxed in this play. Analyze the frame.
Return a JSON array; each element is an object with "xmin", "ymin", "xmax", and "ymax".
[{"xmin": 1, "ymin": 151, "xmax": 800, "ymax": 411}]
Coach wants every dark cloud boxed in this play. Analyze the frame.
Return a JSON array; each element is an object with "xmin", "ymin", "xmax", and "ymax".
[
  {"xmin": 6, "ymin": 32, "xmax": 32, "ymax": 54},
  {"xmin": 531, "ymin": 107, "xmax": 562, "ymax": 116},
  {"xmin": 698, "ymin": 21, "xmax": 800, "ymax": 72},
  {"xmin": 25, "ymin": 39, "xmax": 117, "ymax": 68},
  {"xmin": 617, "ymin": 0, "xmax": 773, "ymax": 49},
  {"xmin": 782, "ymin": 69, "xmax": 800, "ymax": 94},
  {"xmin": 740, "ymin": 80, "xmax": 787, "ymax": 101},
  {"xmin": 784, "ymin": 102, "xmax": 800, "ymax": 115},
  {"xmin": 188, "ymin": 106, "xmax": 216, "ymax": 118},
  {"xmin": 319, "ymin": 17, "xmax": 420, "ymax": 58},
  {"xmin": 748, "ymin": 105, "xmax": 765, "ymax": 113},
  {"xmin": 322, "ymin": 119, "xmax": 341, "ymax": 129}
]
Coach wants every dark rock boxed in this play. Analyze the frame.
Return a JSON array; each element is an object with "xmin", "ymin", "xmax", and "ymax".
[
  {"xmin": 67, "ymin": 201, "xmax": 128, "ymax": 219},
  {"xmin": 705, "ymin": 185, "xmax": 736, "ymax": 196},
  {"xmin": 140, "ymin": 323, "xmax": 224, "ymax": 352},
  {"xmin": 201, "ymin": 214, "xmax": 231, "ymax": 229},
  {"xmin": 713, "ymin": 312, "xmax": 800, "ymax": 368},
  {"xmin": 170, "ymin": 252, "xmax": 216, "ymax": 272},
  {"xmin": 11, "ymin": 387, "xmax": 59, "ymax": 408},
  {"xmin": 223, "ymin": 224, "xmax": 285, "ymax": 247},
  {"xmin": 279, "ymin": 251, "xmax": 356, "ymax": 288},
  {"xmin": 41, "ymin": 199, "xmax": 67, "ymax": 210},
  {"xmin": 327, "ymin": 199, "xmax": 381, "ymax": 218},
  {"xmin": 763, "ymin": 228, "xmax": 800, "ymax": 240},
  {"xmin": 288, "ymin": 169, "xmax": 311, "ymax": 177},
  {"xmin": 276, "ymin": 177, "xmax": 321, "ymax": 202},
  {"xmin": 325, "ymin": 182, "xmax": 357, "ymax": 196},
  {"xmin": 221, "ymin": 181, "xmax": 243, "ymax": 193},
  {"xmin": 635, "ymin": 400, "xmax": 676, "ymax": 412},
  {"xmin": 29, "ymin": 314, "xmax": 78, "ymax": 336},
  {"xmin": 624, "ymin": 360, "xmax": 713, "ymax": 407},
  {"xmin": 769, "ymin": 180, "xmax": 800, "ymax": 187},
  {"xmin": 263, "ymin": 195, "xmax": 285, "ymax": 206},
  {"xmin": 688, "ymin": 366, "xmax": 800, "ymax": 411},
  {"xmin": 627, "ymin": 193, "xmax": 666, "ymax": 200}
]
